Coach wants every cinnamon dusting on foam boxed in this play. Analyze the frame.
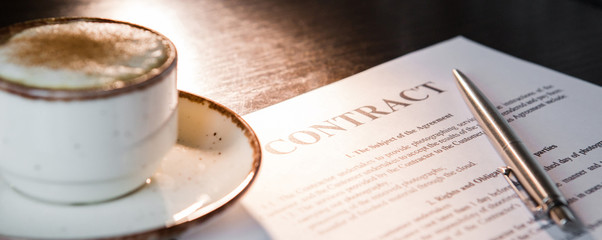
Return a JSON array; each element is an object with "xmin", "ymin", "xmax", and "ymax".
[{"xmin": 0, "ymin": 21, "xmax": 169, "ymax": 90}]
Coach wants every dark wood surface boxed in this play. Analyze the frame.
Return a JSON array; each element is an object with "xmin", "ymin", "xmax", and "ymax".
[{"xmin": 2, "ymin": 0, "xmax": 601, "ymax": 115}]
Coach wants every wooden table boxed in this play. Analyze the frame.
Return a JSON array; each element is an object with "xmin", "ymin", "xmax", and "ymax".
[
  {"xmin": 2, "ymin": 0, "xmax": 602, "ymax": 238},
  {"xmin": 2, "ymin": 0, "xmax": 601, "ymax": 115}
]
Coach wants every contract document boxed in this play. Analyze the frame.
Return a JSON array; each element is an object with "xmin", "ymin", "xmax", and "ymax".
[{"xmin": 241, "ymin": 37, "xmax": 602, "ymax": 239}]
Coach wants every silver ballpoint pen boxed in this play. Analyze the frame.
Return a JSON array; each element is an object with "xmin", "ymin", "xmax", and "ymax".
[{"xmin": 452, "ymin": 69, "xmax": 579, "ymax": 231}]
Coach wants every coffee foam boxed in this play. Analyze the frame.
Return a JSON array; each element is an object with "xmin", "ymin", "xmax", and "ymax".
[{"xmin": 0, "ymin": 21, "xmax": 168, "ymax": 90}]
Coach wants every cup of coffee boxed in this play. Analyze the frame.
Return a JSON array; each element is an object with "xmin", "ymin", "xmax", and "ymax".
[{"xmin": 0, "ymin": 17, "xmax": 178, "ymax": 204}]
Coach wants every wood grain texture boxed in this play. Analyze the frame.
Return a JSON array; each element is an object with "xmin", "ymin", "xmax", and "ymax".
[{"xmin": 1, "ymin": 0, "xmax": 601, "ymax": 114}]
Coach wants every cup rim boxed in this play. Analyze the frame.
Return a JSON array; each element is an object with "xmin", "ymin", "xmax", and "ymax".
[{"xmin": 0, "ymin": 17, "xmax": 177, "ymax": 101}]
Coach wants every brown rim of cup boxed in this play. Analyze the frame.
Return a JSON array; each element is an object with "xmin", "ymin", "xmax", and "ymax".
[{"xmin": 0, "ymin": 17, "xmax": 177, "ymax": 101}]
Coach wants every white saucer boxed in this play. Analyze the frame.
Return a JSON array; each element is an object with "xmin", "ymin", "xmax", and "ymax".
[{"xmin": 0, "ymin": 91, "xmax": 262, "ymax": 239}]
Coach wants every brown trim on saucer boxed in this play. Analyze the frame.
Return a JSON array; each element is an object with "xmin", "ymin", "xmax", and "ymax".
[
  {"xmin": 107, "ymin": 91, "xmax": 263, "ymax": 240},
  {"xmin": 0, "ymin": 91, "xmax": 262, "ymax": 240}
]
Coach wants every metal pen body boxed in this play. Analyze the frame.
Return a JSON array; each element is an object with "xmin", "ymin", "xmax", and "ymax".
[{"xmin": 452, "ymin": 69, "xmax": 577, "ymax": 230}]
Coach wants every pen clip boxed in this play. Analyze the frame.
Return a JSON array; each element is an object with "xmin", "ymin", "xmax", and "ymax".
[{"xmin": 499, "ymin": 167, "xmax": 546, "ymax": 220}]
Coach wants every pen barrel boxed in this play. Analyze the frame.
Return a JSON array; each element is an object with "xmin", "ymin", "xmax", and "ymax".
[
  {"xmin": 500, "ymin": 140, "xmax": 567, "ymax": 212},
  {"xmin": 453, "ymin": 70, "xmax": 567, "ymax": 213}
]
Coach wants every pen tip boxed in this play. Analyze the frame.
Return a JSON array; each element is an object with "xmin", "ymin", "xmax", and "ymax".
[{"xmin": 550, "ymin": 205, "xmax": 581, "ymax": 233}]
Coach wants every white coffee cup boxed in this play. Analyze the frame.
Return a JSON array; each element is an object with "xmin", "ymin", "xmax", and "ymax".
[{"xmin": 0, "ymin": 18, "xmax": 178, "ymax": 204}]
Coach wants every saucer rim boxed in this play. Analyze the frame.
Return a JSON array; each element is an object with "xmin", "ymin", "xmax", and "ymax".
[
  {"xmin": 0, "ymin": 90, "xmax": 262, "ymax": 240},
  {"xmin": 132, "ymin": 90, "xmax": 263, "ymax": 239}
]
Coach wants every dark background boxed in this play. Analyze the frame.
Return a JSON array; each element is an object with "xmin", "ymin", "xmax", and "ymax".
[{"xmin": 1, "ymin": 0, "xmax": 601, "ymax": 114}]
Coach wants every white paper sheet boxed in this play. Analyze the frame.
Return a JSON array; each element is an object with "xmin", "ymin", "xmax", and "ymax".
[{"xmin": 241, "ymin": 37, "xmax": 602, "ymax": 240}]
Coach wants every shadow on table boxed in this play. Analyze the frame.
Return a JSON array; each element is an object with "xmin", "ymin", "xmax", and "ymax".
[{"xmin": 180, "ymin": 202, "xmax": 271, "ymax": 240}]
